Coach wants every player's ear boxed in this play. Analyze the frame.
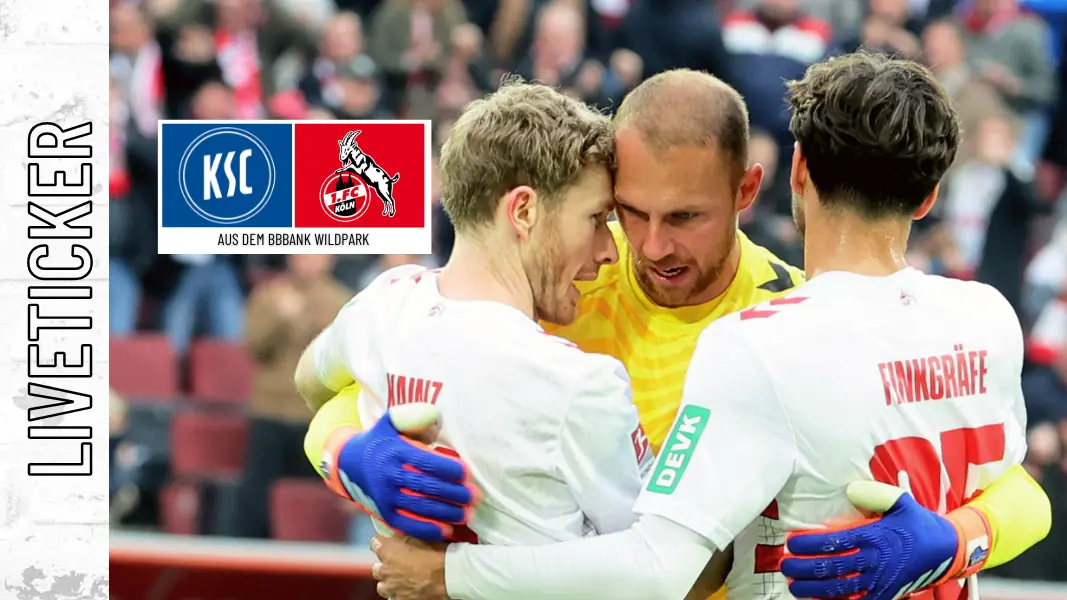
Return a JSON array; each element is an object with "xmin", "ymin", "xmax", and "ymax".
[
  {"xmin": 503, "ymin": 185, "xmax": 537, "ymax": 241},
  {"xmin": 913, "ymin": 184, "xmax": 939, "ymax": 220},
  {"xmin": 789, "ymin": 142, "xmax": 807, "ymax": 198},
  {"xmin": 737, "ymin": 163, "xmax": 763, "ymax": 213}
]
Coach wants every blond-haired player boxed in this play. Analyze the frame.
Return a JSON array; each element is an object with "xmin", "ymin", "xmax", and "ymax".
[{"xmin": 294, "ymin": 79, "xmax": 654, "ymax": 546}]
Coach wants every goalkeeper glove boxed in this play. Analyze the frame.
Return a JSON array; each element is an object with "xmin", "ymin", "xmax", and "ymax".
[
  {"xmin": 321, "ymin": 404, "xmax": 479, "ymax": 542},
  {"xmin": 780, "ymin": 481, "xmax": 991, "ymax": 600}
]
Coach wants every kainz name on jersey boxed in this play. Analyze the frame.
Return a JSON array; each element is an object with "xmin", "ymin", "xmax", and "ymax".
[
  {"xmin": 318, "ymin": 130, "xmax": 401, "ymax": 223},
  {"xmin": 179, "ymin": 126, "xmax": 276, "ymax": 225}
]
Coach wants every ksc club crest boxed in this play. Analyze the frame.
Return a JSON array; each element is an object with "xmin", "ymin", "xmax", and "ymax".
[{"xmin": 318, "ymin": 130, "xmax": 401, "ymax": 223}]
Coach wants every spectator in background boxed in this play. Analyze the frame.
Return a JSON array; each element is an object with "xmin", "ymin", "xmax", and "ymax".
[
  {"xmin": 959, "ymin": 0, "xmax": 1056, "ymax": 164},
  {"xmin": 110, "ymin": 389, "xmax": 132, "ymax": 508},
  {"xmin": 1017, "ymin": 227, "xmax": 1067, "ymax": 540},
  {"xmin": 516, "ymin": 2, "xmax": 602, "ymax": 104},
  {"xmin": 274, "ymin": 0, "xmax": 336, "ymax": 30},
  {"xmin": 511, "ymin": 1, "xmax": 640, "ymax": 108},
  {"xmin": 160, "ymin": 0, "xmax": 317, "ymax": 119},
  {"xmin": 590, "ymin": 0, "xmax": 634, "ymax": 32},
  {"xmin": 739, "ymin": 130, "xmax": 802, "ymax": 267},
  {"xmin": 298, "ymin": 11, "xmax": 370, "ymax": 111},
  {"xmin": 923, "ymin": 19, "xmax": 1008, "ymax": 172},
  {"xmin": 739, "ymin": 0, "xmax": 864, "ymax": 39},
  {"xmin": 235, "ymin": 254, "xmax": 352, "ymax": 538},
  {"xmin": 157, "ymin": 21, "xmax": 223, "ymax": 119},
  {"xmin": 110, "ymin": 77, "xmax": 141, "ymax": 336},
  {"xmin": 722, "ymin": 0, "xmax": 831, "ymax": 154},
  {"xmin": 160, "ymin": 82, "xmax": 248, "ymax": 355},
  {"xmin": 839, "ymin": 0, "xmax": 922, "ymax": 58},
  {"xmin": 334, "ymin": 59, "xmax": 394, "ymax": 119},
  {"xmin": 435, "ymin": 22, "xmax": 494, "ymax": 114},
  {"xmin": 1024, "ymin": 221, "xmax": 1067, "ymax": 326},
  {"xmin": 906, "ymin": 223, "xmax": 967, "ymax": 276},
  {"xmin": 1022, "ymin": 310, "xmax": 1067, "ymax": 474},
  {"xmin": 1038, "ymin": 31, "xmax": 1067, "ymax": 210},
  {"xmin": 111, "ymin": 4, "xmax": 164, "ymax": 140},
  {"xmin": 941, "ymin": 113, "xmax": 1048, "ymax": 314},
  {"xmin": 614, "ymin": 0, "xmax": 733, "ymax": 82},
  {"xmin": 110, "ymin": 5, "xmax": 167, "ymax": 306},
  {"xmin": 337, "ymin": 0, "xmax": 384, "ymax": 22},
  {"xmin": 110, "ymin": 387, "xmax": 162, "ymax": 525},
  {"xmin": 517, "ymin": 2, "xmax": 588, "ymax": 88},
  {"xmin": 369, "ymin": 0, "xmax": 469, "ymax": 119}
]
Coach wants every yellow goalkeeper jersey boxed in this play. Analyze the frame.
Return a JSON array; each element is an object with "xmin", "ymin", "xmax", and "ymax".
[{"xmin": 544, "ymin": 222, "xmax": 804, "ymax": 455}]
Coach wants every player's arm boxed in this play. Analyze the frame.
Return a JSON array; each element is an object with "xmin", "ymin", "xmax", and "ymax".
[
  {"xmin": 304, "ymin": 384, "xmax": 363, "ymax": 477},
  {"xmin": 296, "ymin": 267, "xmax": 478, "ymax": 540},
  {"xmin": 375, "ymin": 325, "xmax": 797, "ymax": 599},
  {"xmin": 301, "ymin": 357, "xmax": 476, "ymax": 540},
  {"xmin": 967, "ymin": 464, "xmax": 1050, "ymax": 568},
  {"xmin": 558, "ymin": 356, "xmax": 653, "ymax": 534},
  {"xmin": 965, "ymin": 309, "xmax": 1049, "ymax": 570},
  {"xmin": 295, "ymin": 264, "xmax": 423, "ymax": 411},
  {"xmin": 295, "ymin": 328, "xmax": 354, "ymax": 411}
]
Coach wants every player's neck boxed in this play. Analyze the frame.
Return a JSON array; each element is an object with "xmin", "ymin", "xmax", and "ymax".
[
  {"xmin": 803, "ymin": 212, "xmax": 911, "ymax": 279},
  {"xmin": 438, "ymin": 238, "xmax": 536, "ymax": 320}
]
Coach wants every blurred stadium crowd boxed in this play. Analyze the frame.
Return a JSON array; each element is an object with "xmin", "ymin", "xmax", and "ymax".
[{"xmin": 109, "ymin": 0, "xmax": 1067, "ymax": 581}]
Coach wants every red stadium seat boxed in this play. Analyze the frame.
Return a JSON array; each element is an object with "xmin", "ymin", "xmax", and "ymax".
[
  {"xmin": 270, "ymin": 479, "xmax": 351, "ymax": 543},
  {"xmin": 110, "ymin": 335, "xmax": 179, "ymax": 400},
  {"xmin": 187, "ymin": 340, "xmax": 256, "ymax": 405},
  {"xmin": 170, "ymin": 411, "xmax": 248, "ymax": 478},
  {"xmin": 159, "ymin": 480, "xmax": 203, "ymax": 535}
]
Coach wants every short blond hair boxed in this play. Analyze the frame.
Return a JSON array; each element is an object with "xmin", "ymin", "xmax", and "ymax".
[
  {"xmin": 440, "ymin": 77, "xmax": 613, "ymax": 232},
  {"xmin": 614, "ymin": 69, "xmax": 750, "ymax": 182}
]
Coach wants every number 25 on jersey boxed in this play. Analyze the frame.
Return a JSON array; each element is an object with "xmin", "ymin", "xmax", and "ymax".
[{"xmin": 870, "ymin": 424, "xmax": 1006, "ymax": 514}]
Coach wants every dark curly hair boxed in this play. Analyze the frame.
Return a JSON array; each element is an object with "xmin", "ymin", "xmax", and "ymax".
[{"xmin": 787, "ymin": 52, "xmax": 960, "ymax": 219}]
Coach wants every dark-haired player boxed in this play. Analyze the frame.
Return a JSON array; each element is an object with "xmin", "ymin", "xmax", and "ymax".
[{"xmin": 370, "ymin": 53, "xmax": 1048, "ymax": 600}]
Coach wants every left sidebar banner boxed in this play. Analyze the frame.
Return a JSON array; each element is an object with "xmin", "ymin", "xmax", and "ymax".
[{"xmin": 0, "ymin": 0, "xmax": 109, "ymax": 598}]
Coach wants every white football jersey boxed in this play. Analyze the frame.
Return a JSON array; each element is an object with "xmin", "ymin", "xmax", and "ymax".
[
  {"xmin": 312, "ymin": 265, "xmax": 654, "ymax": 545},
  {"xmin": 632, "ymin": 268, "xmax": 1027, "ymax": 600}
]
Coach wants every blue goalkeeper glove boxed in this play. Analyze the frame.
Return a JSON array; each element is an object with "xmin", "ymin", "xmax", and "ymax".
[
  {"xmin": 322, "ymin": 404, "xmax": 479, "ymax": 542},
  {"xmin": 780, "ymin": 481, "xmax": 992, "ymax": 600}
]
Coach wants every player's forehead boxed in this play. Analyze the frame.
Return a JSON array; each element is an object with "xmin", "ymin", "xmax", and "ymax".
[
  {"xmin": 613, "ymin": 139, "xmax": 735, "ymax": 215},
  {"xmin": 618, "ymin": 156, "xmax": 734, "ymax": 216},
  {"xmin": 563, "ymin": 165, "xmax": 614, "ymax": 211}
]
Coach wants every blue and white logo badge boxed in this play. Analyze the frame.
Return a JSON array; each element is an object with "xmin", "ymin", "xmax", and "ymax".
[{"xmin": 160, "ymin": 122, "xmax": 293, "ymax": 228}]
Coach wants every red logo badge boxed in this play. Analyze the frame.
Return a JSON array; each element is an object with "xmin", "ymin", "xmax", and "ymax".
[
  {"xmin": 631, "ymin": 425, "xmax": 650, "ymax": 464},
  {"xmin": 294, "ymin": 122, "xmax": 429, "ymax": 228}
]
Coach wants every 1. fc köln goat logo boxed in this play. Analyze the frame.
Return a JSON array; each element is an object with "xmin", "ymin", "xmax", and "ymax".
[
  {"xmin": 294, "ymin": 122, "xmax": 429, "ymax": 229},
  {"xmin": 322, "ymin": 130, "xmax": 400, "ymax": 221}
]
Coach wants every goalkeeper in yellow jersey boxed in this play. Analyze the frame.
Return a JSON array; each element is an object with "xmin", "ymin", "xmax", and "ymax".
[{"xmin": 297, "ymin": 69, "xmax": 1050, "ymax": 600}]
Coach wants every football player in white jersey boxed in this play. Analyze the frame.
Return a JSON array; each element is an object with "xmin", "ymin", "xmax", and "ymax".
[
  {"xmin": 293, "ymin": 79, "xmax": 655, "ymax": 547},
  {"xmin": 370, "ymin": 53, "xmax": 1030, "ymax": 600}
]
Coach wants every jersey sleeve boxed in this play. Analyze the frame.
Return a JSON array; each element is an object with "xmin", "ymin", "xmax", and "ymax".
[
  {"xmin": 984, "ymin": 282, "xmax": 1029, "ymax": 465},
  {"xmin": 633, "ymin": 323, "xmax": 798, "ymax": 550},
  {"xmin": 309, "ymin": 264, "xmax": 426, "ymax": 392},
  {"xmin": 558, "ymin": 355, "xmax": 651, "ymax": 535}
]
